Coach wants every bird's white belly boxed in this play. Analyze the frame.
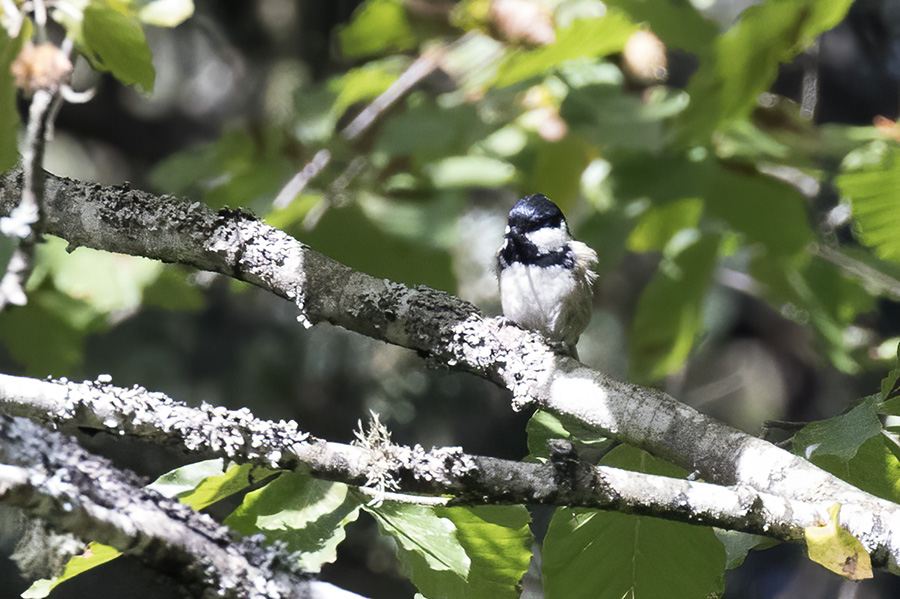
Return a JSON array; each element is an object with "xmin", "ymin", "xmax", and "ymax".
[{"xmin": 499, "ymin": 263, "xmax": 575, "ymax": 339}]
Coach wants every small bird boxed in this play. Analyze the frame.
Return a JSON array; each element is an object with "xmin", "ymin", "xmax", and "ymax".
[{"xmin": 497, "ymin": 194, "xmax": 598, "ymax": 357}]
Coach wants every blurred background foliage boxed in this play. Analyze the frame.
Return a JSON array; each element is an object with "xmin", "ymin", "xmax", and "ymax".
[{"xmin": 5, "ymin": 0, "xmax": 900, "ymax": 596}]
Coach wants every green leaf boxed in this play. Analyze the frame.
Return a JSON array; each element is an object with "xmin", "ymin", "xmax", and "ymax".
[
  {"xmin": 329, "ymin": 57, "xmax": 405, "ymax": 115},
  {"xmin": 494, "ymin": 11, "xmax": 637, "ymax": 88},
  {"xmin": 879, "ymin": 347, "xmax": 900, "ymax": 406},
  {"xmin": 338, "ymin": 0, "xmax": 416, "ymax": 59},
  {"xmin": 141, "ymin": 266, "xmax": 205, "ymax": 311},
  {"xmin": 376, "ymin": 102, "xmax": 487, "ymax": 163},
  {"xmin": 365, "ymin": 500, "xmax": 471, "ymax": 594},
  {"xmin": 793, "ymin": 397, "xmax": 882, "ymax": 462},
  {"xmin": 425, "ymin": 156, "xmax": 516, "ymax": 189},
  {"xmin": 626, "ymin": 197, "xmax": 703, "ymax": 253},
  {"xmin": 605, "ymin": 0, "xmax": 717, "ymax": 54},
  {"xmin": 82, "ymin": 6, "xmax": 155, "ymax": 91},
  {"xmin": 36, "ymin": 236, "xmax": 162, "ymax": 315},
  {"xmin": 0, "ymin": 22, "xmax": 29, "ymax": 171},
  {"xmin": 630, "ymin": 234, "xmax": 720, "ymax": 381},
  {"xmin": 526, "ymin": 409, "xmax": 613, "ymax": 463},
  {"xmin": 705, "ymin": 166, "xmax": 814, "ymax": 257},
  {"xmin": 543, "ymin": 445, "xmax": 724, "ymax": 599},
  {"xmin": 714, "ymin": 529, "xmax": 776, "ymax": 570},
  {"xmin": 805, "ymin": 503, "xmax": 872, "ymax": 580},
  {"xmin": 428, "ymin": 505, "xmax": 534, "ymax": 599},
  {"xmin": 751, "ymin": 256, "xmax": 870, "ymax": 374},
  {"xmin": 294, "ymin": 200, "xmax": 457, "ymax": 292},
  {"xmin": 148, "ymin": 458, "xmax": 277, "ymax": 510},
  {"xmin": 677, "ymin": 0, "xmax": 854, "ymax": 143},
  {"xmin": 22, "ymin": 543, "xmax": 121, "ymax": 598},
  {"xmin": 226, "ymin": 472, "xmax": 361, "ymax": 573},
  {"xmin": 838, "ymin": 149, "xmax": 900, "ymax": 264},
  {"xmin": 135, "ymin": 0, "xmax": 194, "ymax": 27},
  {"xmin": 827, "ymin": 434, "xmax": 900, "ymax": 504},
  {"xmin": 562, "ymin": 84, "xmax": 689, "ymax": 152},
  {"xmin": 0, "ymin": 288, "xmax": 99, "ymax": 376},
  {"xmin": 520, "ymin": 135, "xmax": 592, "ymax": 209}
]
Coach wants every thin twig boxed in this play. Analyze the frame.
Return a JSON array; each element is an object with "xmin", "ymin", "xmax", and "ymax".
[
  {"xmin": 273, "ymin": 47, "xmax": 445, "ymax": 209},
  {"xmin": 0, "ymin": 88, "xmax": 55, "ymax": 309},
  {"xmin": 813, "ymin": 243, "xmax": 900, "ymax": 300}
]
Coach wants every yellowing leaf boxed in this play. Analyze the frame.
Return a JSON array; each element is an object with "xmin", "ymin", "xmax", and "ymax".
[{"xmin": 805, "ymin": 504, "xmax": 873, "ymax": 581}]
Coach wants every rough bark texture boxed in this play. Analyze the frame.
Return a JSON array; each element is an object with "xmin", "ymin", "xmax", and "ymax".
[
  {"xmin": 0, "ymin": 415, "xmax": 313, "ymax": 599},
  {"xmin": 0, "ymin": 373, "xmax": 818, "ymax": 540},
  {"xmin": 2, "ymin": 167, "xmax": 900, "ymax": 570}
]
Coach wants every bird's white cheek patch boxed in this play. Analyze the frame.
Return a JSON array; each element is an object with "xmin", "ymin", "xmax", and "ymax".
[{"xmin": 525, "ymin": 226, "xmax": 568, "ymax": 252}]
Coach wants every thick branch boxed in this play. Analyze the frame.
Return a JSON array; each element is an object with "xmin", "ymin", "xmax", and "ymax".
[
  {"xmin": 1, "ymin": 168, "xmax": 899, "ymax": 569},
  {"xmin": 0, "ymin": 373, "xmax": 839, "ymax": 544},
  {"xmin": 0, "ymin": 414, "xmax": 318, "ymax": 599}
]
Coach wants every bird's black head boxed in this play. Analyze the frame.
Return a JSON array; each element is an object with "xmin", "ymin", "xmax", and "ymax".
[{"xmin": 507, "ymin": 194, "xmax": 566, "ymax": 233}]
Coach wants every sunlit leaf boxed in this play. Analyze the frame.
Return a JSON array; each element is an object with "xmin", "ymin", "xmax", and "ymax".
[
  {"xmin": 805, "ymin": 504, "xmax": 872, "ymax": 581},
  {"xmin": 22, "ymin": 543, "xmax": 120, "ymax": 598},
  {"xmin": 494, "ymin": 11, "xmax": 637, "ymax": 87},
  {"xmin": 82, "ymin": 7, "xmax": 155, "ymax": 91},
  {"xmin": 365, "ymin": 501, "xmax": 471, "ymax": 594},
  {"xmin": 339, "ymin": 0, "xmax": 416, "ymax": 59},
  {"xmin": 426, "ymin": 505, "xmax": 534, "ymax": 599},
  {"xmin": 148, "ymin": 458, "xmax": 277, "ymax": 510},
  {"xmin": 677, "ymin": 0, "xmax": 854, "ymax": 144},
  {"xmin": 226, "ymin": 472, "xmax": 361, "ymax": 573},
  {"xmin": 37, "ymin": 237, "xmax": 162, "ymax": 315},
  {"xmin": 627, "ymin": 197, "xmax": 703, "ymax": 253},
  {"xmin": 426, "ymin": 156, "xmax": 516, "ymax": 188},
  {"xmin": 605, "ymin": 0, "xmax": 717, "ymax": 54},
  {"xmin": 526, "ymin": 409, "xmax": 612, "ymax": 463},
  {"xmin": 136, "ymin": 0, "xmax": 194, "ymax": 27},
  {"xmin": 838, "ymin": 149, "xmax": 900, "ymax": 264}
]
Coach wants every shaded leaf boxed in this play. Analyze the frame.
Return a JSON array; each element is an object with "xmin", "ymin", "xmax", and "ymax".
[
  {"xmin": 543, "ymin": 445, "xmax": 724, "ymax": 599},
  {"xmin": 293, "ymin": 200, "xmax": 457, "ymax": 292},
  {"xmin": 793, "ymin": 397, "xmax": 881, "ymax": 462},
  {"xmin": 561, "ymin": 84, "xmax": 689, "ymax": 152},
  {"xmin": 630, "ymin": 234, "xmax": 720, "ymax": 381},
  {"xmin": 798, "ymin": 431, "xmax": 900, "ymax": 505}
]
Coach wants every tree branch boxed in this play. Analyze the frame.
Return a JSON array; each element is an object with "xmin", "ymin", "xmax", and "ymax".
[
  {"xmin": 0, "ymin": 414, "xmax": 356, "ymax": 599},
  {"xmin": 1, "ymin": 167, "xmax": 899, "ymax": 570},
  {"xmin": 0, "ymin": 372, "xmax": 845, "ymax": 545}
]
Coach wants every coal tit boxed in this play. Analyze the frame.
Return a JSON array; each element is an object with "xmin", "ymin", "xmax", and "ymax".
[{"xmin": 497, "ymin": 194, "xmax": 598, "ymax": 357}]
